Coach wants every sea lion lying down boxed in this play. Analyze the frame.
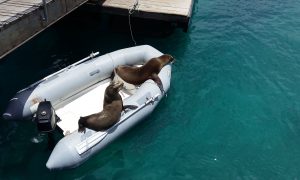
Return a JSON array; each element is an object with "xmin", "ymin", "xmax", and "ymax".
[
  {"xmin": 78, "ymin": 81, "xmax": 137, "ymax": 133},
  {"xmin": 114, "ymin": 54, "xmax": 174, "ymax": 94}
]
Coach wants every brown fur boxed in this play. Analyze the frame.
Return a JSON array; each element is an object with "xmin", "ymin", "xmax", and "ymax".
[
  {"xmin": 103, "ymin": 81, "xmax": 123, "ymax": 107},
  {"xmin": 115, "ymin": 54, "xmax": 174, "ymax": 86},
  {"xmin": 78, "ymin": 81, "xmax": 123, "ymax": 133}
]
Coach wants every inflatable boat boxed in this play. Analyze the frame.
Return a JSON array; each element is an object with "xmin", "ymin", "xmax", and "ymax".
[{"xmin": 3, "ymin": 45, "xmax": 172, "ymax": 170}]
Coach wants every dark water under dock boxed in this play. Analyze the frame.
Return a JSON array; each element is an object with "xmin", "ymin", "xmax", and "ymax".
[{"xmin": 1, "ymin": 0, "xmax": 300, "ymax": 179}]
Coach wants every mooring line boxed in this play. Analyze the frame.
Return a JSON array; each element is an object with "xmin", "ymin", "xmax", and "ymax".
[{"xmin": 128, "ymin": 0, "xmax": 139, "ymax": 46}]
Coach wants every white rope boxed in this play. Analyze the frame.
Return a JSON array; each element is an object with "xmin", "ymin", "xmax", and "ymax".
[{"xmin": 128, "ymin": 0, "xmax": 139, "ymax": 46}]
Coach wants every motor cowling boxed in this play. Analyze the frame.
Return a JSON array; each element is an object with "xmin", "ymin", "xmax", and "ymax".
[{"xmin": 35, "ymin": 100, "xmax": 58, "ymax": 132}]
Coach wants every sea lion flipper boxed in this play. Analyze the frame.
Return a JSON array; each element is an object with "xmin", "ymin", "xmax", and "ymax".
[
  {"xmin": 110, "ymin": 70, "xmax": 116, "ymax": 80},
  {"xmin": 123, "ymin": 105, "xmax": 138, "ymax": 110},
  {"xmin": 151, "ymin": 73, "xmax": 164, "ymax": 94}
]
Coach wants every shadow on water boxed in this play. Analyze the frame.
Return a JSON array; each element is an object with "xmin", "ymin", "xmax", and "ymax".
[
  {"xmin": 0, "ymin": 4, "xmax": 188, "ymax": 179},
  {"xmin": 0, "ymin": 4, "xmax": 184, "ymax": 111},
  {"xmin": 109, "ymin": 15, "xmax": 176, "ymax": 37}
]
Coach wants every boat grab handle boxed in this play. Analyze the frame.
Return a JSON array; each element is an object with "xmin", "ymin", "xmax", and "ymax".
[{"xmin": 19, "ymin": 52, "xmax": 100, "ymax": 92}]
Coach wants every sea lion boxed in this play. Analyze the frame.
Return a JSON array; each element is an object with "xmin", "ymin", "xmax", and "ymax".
[
  {"xmin": 78, "ymin": 81, "xmax": 136, "ymax": 133},
  {"xmin": 103, "ymin": 80, "xmax": 138, "ymax": 110},
  {"xmin": 114, "ymin": 54, "xmax": 174, "ymax": 94}
]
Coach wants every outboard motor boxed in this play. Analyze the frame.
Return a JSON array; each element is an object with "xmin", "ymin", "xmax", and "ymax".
[{"xmin": 35, "ymin": 100, "xmax": 58, "ymax": 132}]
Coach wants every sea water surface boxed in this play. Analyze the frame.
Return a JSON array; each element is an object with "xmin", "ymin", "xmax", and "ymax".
[{"xmin": 1, "ymin": 0, "xmax": 300, "ymax": 179}]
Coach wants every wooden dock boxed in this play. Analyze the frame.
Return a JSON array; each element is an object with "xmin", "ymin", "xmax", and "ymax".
[
  {"xmin": 0, "ymin": 0, "xmax": 194, "ymax": 59},
  {"xmin": 0, "ymin": 0, "xmax": 88, "ymax": 59},
  {"xmin": 99, "ymin": 0, "xmax": 194, "ymax": 31}
]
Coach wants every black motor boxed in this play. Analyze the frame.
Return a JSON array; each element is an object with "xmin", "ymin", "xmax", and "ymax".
[{"xmin": 35, "ymin": 100, "xmax": 58, "ymax": 132}]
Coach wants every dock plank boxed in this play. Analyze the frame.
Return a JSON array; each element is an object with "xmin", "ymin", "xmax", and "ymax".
[
  {"xmin": 0, "ymin": 0, "xmax": 194, "ymax": 59},
  {"xmin": 102, "ymin": 0, "xmax": 193, "ymax": 16},
  {"xmin": 0, "ymin": 14, "xmax": 11, "ymax": 21},
  {"xmin": 99, "ymin": 0, "xmax": 194, "ymax": 32},
  {"xmin": 0, "ymin": 0, "xmax": 88, "ymax": 59}
]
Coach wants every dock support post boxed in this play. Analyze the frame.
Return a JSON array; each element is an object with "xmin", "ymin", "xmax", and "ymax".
[{"xmin": 42, "ymin": 0, "xmax": 49, "ymax": 22}]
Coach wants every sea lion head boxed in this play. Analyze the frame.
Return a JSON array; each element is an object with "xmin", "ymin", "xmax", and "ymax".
[
  {"xmin": 159, "ymin": 54, "xmax": 174, "ymax": 65},
  {"xmin": 106, "ymin": 81, "xmax": 124, "ymax": 96},
  {"xmin": 78, "ymin": 116, "xmax": 87, "ymax": 133}
]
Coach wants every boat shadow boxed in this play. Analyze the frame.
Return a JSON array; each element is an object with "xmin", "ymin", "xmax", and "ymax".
[{"xmin": 109, "ymin": 15, "xmax": 176, "ymax": 38}]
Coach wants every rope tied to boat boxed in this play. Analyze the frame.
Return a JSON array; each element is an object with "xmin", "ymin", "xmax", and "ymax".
[{"xmin": 128, "ymin": 0, "xmax": 139, "ymax": 46}]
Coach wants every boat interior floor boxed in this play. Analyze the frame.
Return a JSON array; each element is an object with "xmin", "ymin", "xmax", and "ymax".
[{"xmin": 56, "ymin": 79, "xmax": 134, "ymax": 135}]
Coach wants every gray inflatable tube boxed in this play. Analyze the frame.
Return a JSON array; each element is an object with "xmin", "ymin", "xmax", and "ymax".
[{"xmin": 4, "ymin": 45, "xmax": 172, "ymax": 170}]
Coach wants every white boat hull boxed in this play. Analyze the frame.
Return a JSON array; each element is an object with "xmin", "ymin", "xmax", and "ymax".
[{"xmin": 3, "ymin": 45, "xmax": 172, "ymax": 170}]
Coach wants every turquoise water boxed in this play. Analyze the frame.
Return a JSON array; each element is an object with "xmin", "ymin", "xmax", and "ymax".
[{"xmin": 1, "ymin": 0, "xmax": 300, "ymax": 179}]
